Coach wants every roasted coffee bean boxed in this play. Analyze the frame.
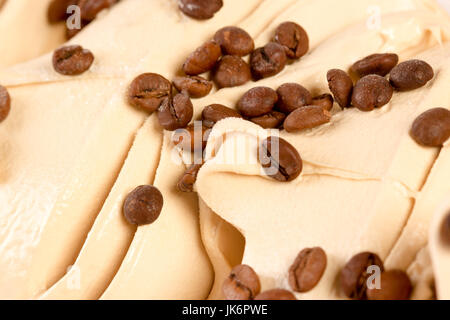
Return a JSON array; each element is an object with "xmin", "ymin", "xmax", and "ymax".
[
  {"xmin": 366, "ymin": 270, "xmax": 412, "ymax": 300},
  {"xmin": 178, "ymin": 164, "xmax": 203, "ymax": 193},
  {"xmin": 123, "ymin": 185, "xmax": 163, "ymax": 226},
  {"xmin": 254, "ymin": 289, "xmax": 297, "ymax": 300},
  {"xmin": 250, "ymin": 42, "xmax": 287, "ymax": 80},
  {"xmin": 441, "ymin": 212, "xmax": 450, "ymax": 246},
  {"xmin": 284, "ymin": 105, "xmax": 331, "ymax": 133},
  {"xmin": 410, "ymin": 108, "xmax": 450, "ymax": 147},
  {"xmin": 173, "ymin": 123, "xmax": 209, "ymax": 152},
  {"xmin": 340, "ymin": 252, "xmax": 384, "ymax": 300},
  {"xmin": 157, "ymin": 93, "xmax": 194, "ymax": 131},
  {"xmin": 183, "ymin": 40, "xmax": 222, "ymax": 76},
  {"xmin": 312, "ymin": 93, "xmax": 334, "ymax": 111},
  {"xmin": 250, "ymin": 111, "xmax": 286, "ymax": 129},
  {"xmin": 128, "ymin": 73, "xmax": 172, "ymax": 113},
  {"xmin": 179, "ymin": 0, "xmax": 223, "ymax": 20},
  {"xmin": 48, "ymin": 0, "xmax": 78, "ymax": 23},
  {"xmin": 0, "ymin": 85, "xmax": 11, "ymax": 123},
  {"xmin": 202, "ymin": 104, "xmax": 242, "ymax": 127},
  {"xmin": 212, "ymin": 55, "xmax": 252, "ymax": 88},
  {"xmin": 327, "ymin": 69, "xmax": 353, "ymax": 109},
  {"xmin": 53, "ymin": 45, "xmax": 94, "ymax": 76},
  {"xmin": 352, "ymin": 75, "xmax": 393, "ymax": 112},
  {"xmin": 78, "ymin": 0, "xmax": 118, "ymax": 21},
  {"xmin": 273, "ymin": 21, "xmax": 309, "ymax": 59},
  {"xmin": 173, "ymin": 75, "xmax": 212, "ymax": 98},
  {"xmin": 214, "ymin": 26, "xmax": 255, "ymax": 56},
  {"xmin": 223, "ymin": 264, "xmax": 261, "ymax": 300},
  {"xmin": 351, "ymin": 53, "xmax": 399, "ymax": 78},
  {"xmin": 237, "ymin": 87, "xmax": 278, "ymax": 118},
  {"xmin": 259, "ymin": 136, "xmax": 302, "ymax": 182},
  {"xmin": 289, "ymin": 247, "xmax": 327, "ymax": 293},
  {"xmin": 276, "ymin": 83, "xmax": 312, "ymax": 114},
  {"xmin": 390, "ymin": 59, "xmax": 434, "ymax": 91}
]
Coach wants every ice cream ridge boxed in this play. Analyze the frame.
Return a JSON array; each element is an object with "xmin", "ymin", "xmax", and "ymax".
[{"xmin": 0, "ymin": 0, "xmax": 450, "ymax": 300}]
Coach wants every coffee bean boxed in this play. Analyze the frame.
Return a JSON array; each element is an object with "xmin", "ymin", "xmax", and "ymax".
[
  {"xmin": 183, "ymin": 40, "xmax": 222, "ymax": 76},
  {"xmin": 157, "ymin": 93, "xmax": 193, "ymax": 131},
  {"xmin": 366, "ymin": 270, "xmax": 412, "ymax": 300},
  {"xmin": 53, "ymin": 45, "xmax": 94, "ymax": 76},
  {"xmin": 276, "ymin": 83, "xmax": 312, "ymax": 114},
  {"xmin": 289, "ymin": 247, "xmax": 327, "ymax": 293},
  {"xmin": 441, "ymin": 212, "xmax": 450, "ymax": 246},
  {"xmin": 327, "ymin": 69, "xmax": 353, "ymax": 109},
  {"xmin": 173, "ymin": 124, "xmax": 209, "ymax": 152},
  {"xmin": 214, "ymin": 26, "xmax": 255, "ymax": 56},
  {"xmin": 351, "ymin": 53, "xmax": 399, "ymax": 78},
  {"xmin": 284, "ymin": 105, "xmax": 331, "ymax": 133},
  {"xmin": 254, "ymin": 289, "xmax": 297, "ymax": 300},
  {"xmin": 128, "ymin": 73, "xmax": 172, "ymax": 113},
  {"xmin": 202, "ymin": 104, "xmax": 242, "ymax": 127},
  {"xmin": 390, "ymin": 59, "xmax": 434, "ymax": 91},
  {"xmin": 78, "ymin": 0, "xmax": 118, "ymax": 21},
  {"xmin": 179, "ymin": 0, "xmax": 223, "ymax": 20},
  {"xmin": 48, "ymin": 0, "xmax": 78, "ymax": 23},
  {"xmin": 237, "ymin": 87, "xmax": 278, "ymax": 118},
  {"xmin": 250, "ymin": 111, "xmax": 286, "ymax": 129},
  {"xmin": 212, "ymin": 55, "xmax": 251, "ymax": 88},
  {"xmin": 312, "ymin": 93, "xmax": 334, "ymax": 111},
  {"xmin": 273, "ymin": 22, "xmax": 309, "ymax": 59},
  {"xmin": 259, "ymin": 136, "xmax": 302, "ymax": 182},
  {"xmin": 340, "ymin": 252, "xmax": 384, "ymax": 300},
  {"xmin": 173, "ymin": 75, "xmax": 212, "ymax": 98},
  {"xmin": 123, "ymin": 185, "xmax": 163, "ymax": 226},
  {"xmin": 351, "ymin": 75, "xmax": 393, "ymax": 112},
  {"xmin": 410, "ymin": 108, "xmax": 450, "ymax": 147},
  {"xmin": 223, "ymin": 264, "xmax": 261, "ymax": 300},
  {"xmin": 178, "ymin": 164, "xmax": 203, "ymax": 193},
  {"xmin": 0, "ymin": 85, "xmax": 11, "ymax": 123},
  {"xmin": 250, "ymin": 42, "xmax": 287, "ymax": 80}
]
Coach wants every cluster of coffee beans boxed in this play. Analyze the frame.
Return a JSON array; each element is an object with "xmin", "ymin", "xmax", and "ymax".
[
  {"xmin": 48, "ymin": 0, "xmax": 120, "ymax": 39},
  {"xmin": 340, "ymin": 251, "xmax": 412, "ymax": 300}
]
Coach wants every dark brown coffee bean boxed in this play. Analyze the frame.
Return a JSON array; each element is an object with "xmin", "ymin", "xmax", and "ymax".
[
  {"xmin": 214, "ymin": 26, "xmax": 255, "ymax": 56},
  {"xmin": 157, "ymin": 93, "xmax": 193, "ymax": 131},
  {"xmin": 52, "ymin": 45, "xmax": 94, "ymax": 76},
  {"xmin": 312, "ymin": 94, "xmax": 334, "ymax": 111},
  {"xmin": 212, "ymin": 55, "xmax": 251, "ymax": 88},
  {"xmin": 351, "ymin": 53, "xmax": 399, "ymax": 78},
  {"xmin": 259, "ymin": 136, "xmax": 302, "ymax": 182},
  {"xmin": 173, "ymin": 75, "xmax": 212, "ymax": 98},
  {"xmin": 178, "ymin": 164, "xmax": 203, "ymax": 193},
  {"xmin": 223, "ymin": 264, "xmax": 261, "ymax": 300},
  {"xmin": 78, "ymin": 0, "xmax": 118, "ymax": 21},
  {"xmin": 128, "ymin": 73, "xmax": 172, "ymax": 113},
  {"xmin": 410, "ymin": 108, "xmax": 450, "ymax": 147},
  {"xmin": 123, "ymin": 185, "xmax": 163, "ymax": 226},
  {"xmin": 179, "ymin": 0, "xmax": 223, "ymax": 20},
  {"xmin": 183, "ymin": 40, "xmax": 222, "ymax": 76},
  {"xmin": 352, "ymin": 75, "xmax": 393, "ymax": 112},
  {"xmin": 237, "ymin": 87, "xmax": 278, "ymax": 118},
  {"xmin": 0, "ymin": 85, "xmax": 11, "ymax": 123},
  {"xmin": 340, "ymin": 252, "xmax": 384, "ymax": 300},
  {"xmin": 202, "ymin": 104, "xmax": 242, "ymax": 127},
  {"xmin": 276, "ymin": 83, "xmax": 312, "ymax": 114},
  {"xmin": 250, "ymin": 111, "xmax": 285, "ymax": 129},
  {"xmin": 173, "ymin": 124, "xmax": 209, "ymax": 152},
  {"xmin": 441, "ymin": 212, "xmax": 450, "ymax": 246},
  {"xmin": 390, "ymin": 59, "xmax": 434, "ymax": 91},
  {"xmin": 284, "ymin": 105, "xmax": 331, "ymax": 133},
  {"xmin": 327, "ymin": 69, "xmax": 353, "ymax": 109},
  {"xmin": 254, "ymin": 289, "xmax": 297, "ymax": 300},
  {"xmin": 250, "ymin": 42, "xmax": 287, "ymax": 80},
  {"xmin": 366, "ymin": 270, "xmax": 412, "ymax": 300},
  {"xmin": 273, "ymin": 22, "xmax": 309, "ymax": 59},
  {"xmin": 48, "ymin": 0, "xmax": 78, "ymax": 23},
  {"xmin": 289, "ymin": 247, "xmax": 327, "ymax": 293}
]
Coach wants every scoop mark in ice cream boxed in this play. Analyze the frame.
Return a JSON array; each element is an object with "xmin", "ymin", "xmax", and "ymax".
[
  {"xmin": 214, "ymin": 26, "xmax": 255, "ymax": 57},
  {"xmin": 0, "ymin": 85, "xmax": 11, "ymax": 123},
  {"xmin": 273, "ymin": 21, "xmax": 309, "ymax": 60},
  {"xmin": 52, "ymin": 45, "xmax": 94, "ymax": 76},
  {"xmin": 366, "ymin": 270, "xmax": 412, "ymax": 300},
  {"xmin": 276, "ymin": 83, "xmax": 312, "ymax": 114},
  {"xmin": 178, "ymin": 0, "xmax": 223, "ymax": 20},
  {"xmin": 351, "ymin": 74, "xmax": 394, "ymax": 112},
  {"xmin": 183, "ymin": 40, "xmax": 222, "ymax": 76},
  {"xmin": 128, "ymin": 73, "xmax": 172, "ymax": 113},
  {"xmin": 288, "ymin": 247, "xmax": 327, "ymax": 293},
  {"xmin": 351, "ymin": 53, "xmax": 399, "ymax": 78},
  {"xmin": 327, "ymin": 69, "xmax": 353, "ymax": 109},
  {"xmin": 212, "ymin": 55, "xmax": 252, "ymax": 88},
  {"xmin": 389, "ymin": 59, "xmax": 434, "ymax": 91},
  {"xmin": 410, "ymin": 108, "xmax": 450, "ymax": 147},
  {"xmin": 254, "ymin": 289, "xmax": 297, "ymax": 300},
  {"xmin": 123, "ymin": 185, "xmax": 163, "ymax": 226},
  {"xmin": 173, "ymin": 75, "xmax": 212, "ymax": 99},
  {"xmin": 250, "ymin": 42, "xmax": 287, "ymax": 80},
  {"xmin": 222, "ymin": 264, "xmax": 261, "ymax": 300},
  {"xmin": 237, "ymin": 87, "xmax": 278, "ymax": 118},
  {"xmin": 202, "ymin": 104, "xmax": 242, "ymax": 128},
  {"xmin": 441, "ymin": 212, "xmax": 450, "ymax": 246},
  {"xmin": 284, "ymin": 105, "xmax": 331, "ymax": 133},
  {"xmin": 157, "ymin": 93, "xmax": 194, "ymax": 131}
]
